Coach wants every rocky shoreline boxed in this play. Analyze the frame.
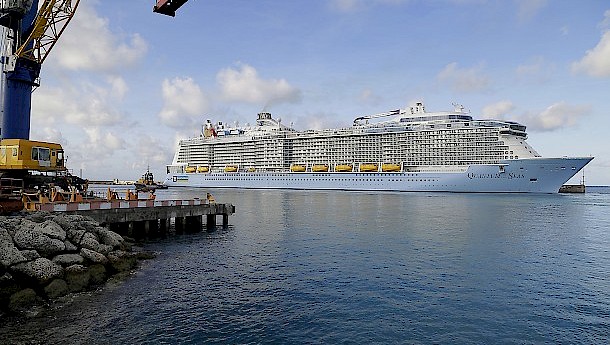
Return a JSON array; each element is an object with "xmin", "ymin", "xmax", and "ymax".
[{"xmin": 1, "ymin": 212, "xmax": 153, "ymax": 316}]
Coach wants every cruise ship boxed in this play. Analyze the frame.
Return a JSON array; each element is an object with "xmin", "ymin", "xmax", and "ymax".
[{"xmin": 164, "ymin": 102, "xmax": 592, "ymax": 193}]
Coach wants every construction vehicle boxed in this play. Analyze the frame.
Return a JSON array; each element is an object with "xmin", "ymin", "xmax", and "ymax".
[
  {"xmin": 0, "ymin": 0, "xmax": 85, "ymax": 202},
  {"xmin": 0, "ymin": 1, "xmax": 188, "ymax": 211}
]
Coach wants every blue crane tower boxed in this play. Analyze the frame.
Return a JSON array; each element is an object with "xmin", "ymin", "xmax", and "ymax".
[
  {"xmin": 0, "ymin": 0, "xmax": 39, "ymax": 139},
  {"xmin": 0, "ymin": 1, "xmax": 185, "ymax": 194},
  {"xmin": 0, "ymin": 0, "xmax": 80, "ymax": 140}
]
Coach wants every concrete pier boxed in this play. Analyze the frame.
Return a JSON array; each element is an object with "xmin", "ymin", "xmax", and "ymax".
[{"xmin": 55, "ymin": 201, "xmax": 235, "ymax": 238}]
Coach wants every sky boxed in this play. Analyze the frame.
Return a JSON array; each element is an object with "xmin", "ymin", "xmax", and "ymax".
[{"xmin": 22, "ymin": 0, "xmax": 610, "ymax": 184}]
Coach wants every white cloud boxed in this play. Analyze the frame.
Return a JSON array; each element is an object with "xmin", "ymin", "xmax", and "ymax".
[
  {"xmin": 448, "ymin": 0, "xmax": 487, "ymax": 4},
  {"xmin": 293, "ymin": 112, "xmax": 346, "ymax": 131},
  {"xmin": 48, "ymin": 1, "xmax": 147, "ymax": 72},
  {"xmin": 358, "ymin": 89, "xmax": 383, "ymax": 106},
  {"xmin": 437, "ymin": 62, "xmax": 490, "ymax": 93},
  {"xmin": 515, "ymin": 56, "xmax": 554, "ymax": 83},
  {"xmin": 331, "ymin": 0, "xmax": 362, "ymax": 12},
  {"xmin": 572, "ymin": 31, "xmax": 610, "ymax": 78},
  {"xmin": 217, "ymin": 63, "xmax": 301, "ymax": 106},
  {"xmin": 134, "ymin": 135, "xmax": 174, "ymax": 169},
  {"xmin": 518, "ymin": 102, "xmax": 590, "ymax": 132},
  {"xmin": 30, "ymin": 128, "xmax": 69, "ymax": 147},
  {"xmin": 81, "ymin": 128, "xmax": 127, "ymax": 158},
  {"xmin": 158, "ymin": 77, "xmax": 208, "ymax": 128},
  {"xmin": 108, "ymin": 76, "xmax": 129, "ymax": 100},
  {"xmin": 599, "ymin": 9, "xmax": 610, "ymax": 30},
  {"xmin": 329, "ymin": 0, "xmax": 408, "ymax": 12},
  {"xmin": 30, "ymin": 2, "xmax": 138, "ymax": 146},
  {"xmin": 60, "ymin": 128, "xmax": 128, "ymax": 177},
  {"xmin": 515, "ymin": 0, "xmax": 548, "ymax": 21},
  {"xmin": 481, "ymin": 100, "xmax": 515, "ymax": 119},
  {"xmin": 32, "ymin": 77, "xmax": 126, "ymax": 127}
]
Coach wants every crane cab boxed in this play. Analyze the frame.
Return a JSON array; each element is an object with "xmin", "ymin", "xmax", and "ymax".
[
  {"xmin": 0, "ymin": 139, "xmax": 65, "ymax": 172},
  {"xmin": 153, "ymin": 0, "xmax": 188, "ymax": 17}
]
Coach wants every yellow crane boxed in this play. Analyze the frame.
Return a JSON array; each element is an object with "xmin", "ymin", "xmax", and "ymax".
[
  {"xmin": 14, "ymin": 0, "xmax": 80, "ymax": 65},
  {"xmin": 0, "ymin": 0, "xmax": 189, "ymax": 200},
  {"xmin": 0, "ymin": 1, "xmax": 84, "ymax": 193}
]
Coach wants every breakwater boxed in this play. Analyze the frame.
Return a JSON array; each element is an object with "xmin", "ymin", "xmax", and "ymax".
[{"xmin": 0, "ymin": 212, "xmax": 148, "ymax": 315}]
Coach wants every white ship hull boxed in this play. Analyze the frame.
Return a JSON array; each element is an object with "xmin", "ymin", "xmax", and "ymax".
[{"xmin": 164, "ymin": 157, "xmax": 592, "ymax": 193}]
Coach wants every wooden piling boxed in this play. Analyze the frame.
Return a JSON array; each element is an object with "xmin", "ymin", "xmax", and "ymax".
[
  {"xmin": 175, "ymin": 217, "xmax": 185, "ymax": 234},
  {"xmin": 206, "ymin": 214, "xmax": 216, "ymax": 230},
  {"xmin": 159, "ymin": 218, "xmax": 169, "ymax": 236}
]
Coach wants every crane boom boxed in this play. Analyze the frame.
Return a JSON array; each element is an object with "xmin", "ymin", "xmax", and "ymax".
[
  {"xmin": 14, "ymin": 0, "xmax": 80, "ymax": 65},
  {"xmin": 1, "ymin": 0, "xmax": 79, "ymax": 140},
  {"xmin": 0, "ymin": 0, "xmax": 193, "ymax": 196}
]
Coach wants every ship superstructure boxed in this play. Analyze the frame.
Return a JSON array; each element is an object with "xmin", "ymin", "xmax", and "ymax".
[{"xmin": 164, "ymin": 102, "xmax": 592, "ymax": 193}]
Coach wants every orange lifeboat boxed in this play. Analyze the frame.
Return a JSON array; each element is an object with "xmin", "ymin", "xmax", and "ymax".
[
  {"xmin": 381, "ymin": 163, "xmax": 401, "ymax": 172},
  {"xmin": 290, "ymin": 165, "xmax": 306, "ymax": 172},
  {"xmin": 359, "ymin": 164, "xmax": 378, "ymax": 172},
  {"xmin": 312, "ymin": 165, "xmax": 329, "ymax": 172},
  {"xmin": 335, "ymin": 164, "xmax": 353, "ymax": 172}
]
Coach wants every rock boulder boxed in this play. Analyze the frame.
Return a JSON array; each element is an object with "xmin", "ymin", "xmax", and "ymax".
[
  {"xmin": 0, "ymin": 228, "xmax": 27, "ymax": 268},
  {"xmin": 52, "ymin": 253, "xmax": 84, "ymax": 266},
  {"xmin": 35, "ymin": 220, "xmax": 67, "ymax": 241},
  {"xmin": 80, "ymin": 248, "xmax": 108, "ymax": 265},
  {"xmin": 44, "ymin": 279, "xmax": 69, "ymax": 299},
  {"xmin": 12, "ymin": 258, "xmax": 64, "ymax": 284},
  {"xmin": 13, "ymin": 225, "xmax": 66, "ymax": 257}
]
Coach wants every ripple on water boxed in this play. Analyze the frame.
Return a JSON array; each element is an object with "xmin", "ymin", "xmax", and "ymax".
[{"xmin": 1, "ymin": 190, "xmax": 609, "ymax": 344}]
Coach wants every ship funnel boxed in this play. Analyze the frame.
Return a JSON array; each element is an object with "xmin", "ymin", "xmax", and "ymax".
[
  {"xmin": 410, "ymin": 102, "xmax": 425, "ymax": 114},
  {"xmin": 257, "ymin": 112, "xmax": 272, "ymax": 120}
]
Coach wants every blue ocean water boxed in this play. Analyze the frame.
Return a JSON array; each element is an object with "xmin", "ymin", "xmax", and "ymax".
[{"xmin": 2, "ymin": 187, "xmax": 610, "ymax": 344}]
